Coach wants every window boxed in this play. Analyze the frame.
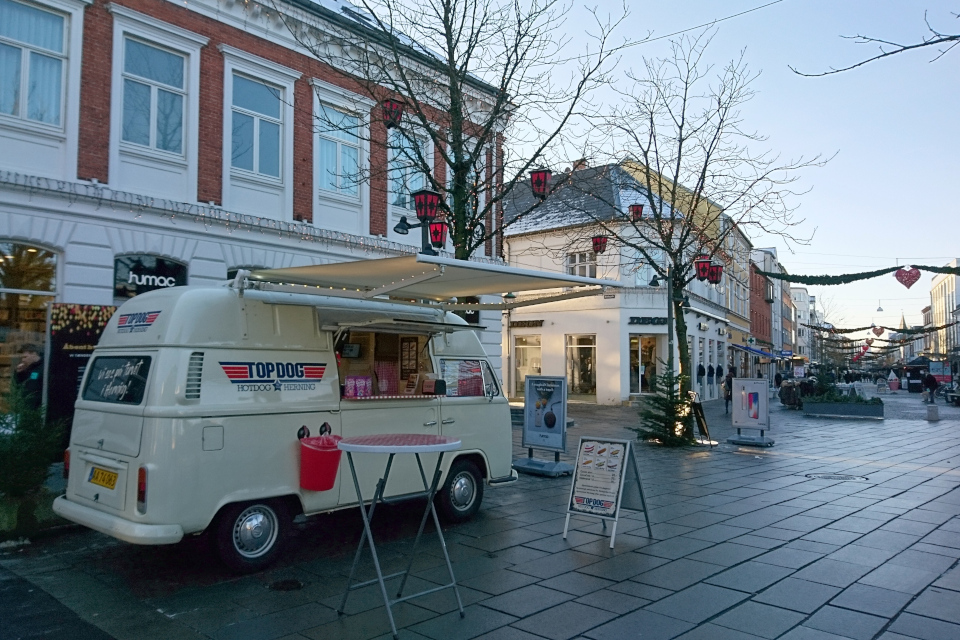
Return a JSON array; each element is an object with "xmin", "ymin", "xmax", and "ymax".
[
  {"xmin": 0, "ymin": 0, "xmax": 65, "ymax": 126},
  {"xmin": 438, "ymin": 358, "xmax": 500, "ymax": 397},
  {"xmin": 317, "ymin": 104, "xmax": 359, "ymax": 195},
  {"xmin": 121, "ymin": 37, "xmax": 185, "ymax": 154},
  {"xmin": 567, "ymin": 252, "xmax": 596, "ymax": 278},
  {"xmin": 389, "ymin": 130, "xmax": 426, "ymax": 210},
  {"xmin": 82, "ymin": 356, "xmax": 151, "ymax": 405},
  {"xmin": 231, "ymin": 74, "xmax": 281, "ymax": 178}
]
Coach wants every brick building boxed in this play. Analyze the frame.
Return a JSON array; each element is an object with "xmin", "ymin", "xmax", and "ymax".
[{"xmin": 0, "ymin": 0, "xmax": 504, "ymax": 385}]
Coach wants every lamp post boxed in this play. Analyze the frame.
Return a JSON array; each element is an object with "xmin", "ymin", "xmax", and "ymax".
[{"xmin": 393, "ymin": 188, "xmax": 443, "ymax": 255}]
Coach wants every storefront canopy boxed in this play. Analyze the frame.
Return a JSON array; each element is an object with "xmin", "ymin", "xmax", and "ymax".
[
  {"xmin": 731, "ymin": 343, "xmax": 784, "ymax": 360},
  {"xmin": 238, "ymin": 254, "xmax": 622, "ymax": 310}
]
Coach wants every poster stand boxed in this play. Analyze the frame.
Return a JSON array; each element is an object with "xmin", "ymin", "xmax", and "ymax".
[
  {"xmin": 688, "ymin": 391, "xmax": 713, "ymax": 447},
  {"xmin": 562, "ymin": 438, "xmax": 652, "ymax": 548},
  {"xmin": 513, "ymin": 376, "xmax": 574, "ymax": 478},
  {"xmin": 728, "ymin": 378, "xmax": 774, "ymax": 447}
]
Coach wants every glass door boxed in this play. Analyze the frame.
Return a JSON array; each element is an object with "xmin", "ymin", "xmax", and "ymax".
[
  {"xmin": 565, "ymin": 334, "xmax": 596, "ymax": 402},
  {"xmin": 629, "ymin": 335, "xmax": 658, "ymax": 394},
  {"xmin": 514, "ymin": 335, "xmax": 541, "ymax": 396}
]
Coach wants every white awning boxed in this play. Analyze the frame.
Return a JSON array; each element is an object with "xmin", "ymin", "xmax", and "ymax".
[{"xmin": 243, "ymin": 254, "xmax": 621, "ymax": 309}]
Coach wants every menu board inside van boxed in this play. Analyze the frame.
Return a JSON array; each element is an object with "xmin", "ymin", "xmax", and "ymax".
[{"xmin": 82, "ymin": 356, "xmax": 152, "ymax": 404}]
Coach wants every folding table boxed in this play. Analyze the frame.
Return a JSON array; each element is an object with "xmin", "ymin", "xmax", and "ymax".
[{"xmin": 337, "ymin": 434, "xmax": 464, "ymax": 639}]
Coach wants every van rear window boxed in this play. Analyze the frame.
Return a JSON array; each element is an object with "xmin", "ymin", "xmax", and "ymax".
[{"xmin": 82, "ymin": 356, "xmax": 152, "ymax": 405}]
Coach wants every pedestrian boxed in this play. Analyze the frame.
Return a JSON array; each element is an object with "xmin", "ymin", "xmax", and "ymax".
[
  {"xmin": 14, "ymin": 343, "xmax": 44, "ymax": 410},
  {"xmin": 724, "ymin": 372, "xmax": 733, "ymax": 414},
  {"xmin": 774, "ymin": 372, "xmax": 783, "ymax": 388},
  {"xmin": 923, "ymin": 371, "xmax": 939, "ymax": 404}
]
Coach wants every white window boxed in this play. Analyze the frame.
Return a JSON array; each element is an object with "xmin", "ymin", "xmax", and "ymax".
[
  {"xmin": 219, "ymin": 45, "xmax": 298, "ymax": 219},
  {"xmin": 230, "ymin": 73, "xmax": 281, "ymax": 178},
  {"xmin": 317, "ymin": 104, "xmax": 359, "ymax": 195},
  {"xmin": 0, "ymin": 0, "xmax": 65, "ymax": 127},
  {"xmin": 567, "ymin": 252, "xmax": 596, "ymax": 278},
  {"xmin": 121, "ymin": 38, "xmax": 185, "ymax": 154},
  {"xmin": 109, "ymin": 5, "xmax": 206, "ymax": 201},
  {"xmin": 389, "ymin": 130, "xmax": 427, "ymax": 210}
]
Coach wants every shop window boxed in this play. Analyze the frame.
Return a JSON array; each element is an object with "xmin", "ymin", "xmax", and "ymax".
[
  {"xmin": 514, "ymin": 334, "xmax": 541, "ymax": 395},
  {"xmin": 0, "ymin": 241, "xmax": 56, "ymax": 404},
  {"xmin": 336, "ymin": 331, "xmax": 434, "ymax": 397},
  {"xmin": 0, "ymin": 0, "xmax": 65, "ymax": 127},
  {"xmin": 565, "ymin": 334, "xmax": 596, "ymax": 399}
]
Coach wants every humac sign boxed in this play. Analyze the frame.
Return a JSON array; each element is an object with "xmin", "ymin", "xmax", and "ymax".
[{"xmin": 114, "ymin": 255, "xmax": 187, "ymax": 299}]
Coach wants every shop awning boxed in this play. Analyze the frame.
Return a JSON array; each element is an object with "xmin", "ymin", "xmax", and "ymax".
[
  {"xmin": 731, "ymin": 344, "xmax": 784, "ymax": 360},
  {"xmin": 238, "ymin": 254, "xmax": 622, "ymax": 310}
]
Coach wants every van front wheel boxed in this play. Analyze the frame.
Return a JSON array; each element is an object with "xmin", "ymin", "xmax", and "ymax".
[
  {"xmin": 436, "ymin": 459, "xmax": 483, "ymax": 523},
  {"xmin": 215, "ymin": 500, "xmax": 289, "ymax": 573}
]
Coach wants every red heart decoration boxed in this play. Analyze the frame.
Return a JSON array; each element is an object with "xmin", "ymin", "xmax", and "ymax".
[
  {"xmin": 865, "ymin": 338, "xmax": 874, "ymax": 345},
  {"xmin": 872, "ymin": 326, "xmax": 884, "ymax": 336},
  {"xmin": 895, "ymin": 267, "xmax": 921, "ymax": 289}
]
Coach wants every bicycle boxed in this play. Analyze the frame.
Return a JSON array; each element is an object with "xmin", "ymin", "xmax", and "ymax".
[{"xmin": 935, "ymin": 382, "xmax": 955, "ymax": 400}]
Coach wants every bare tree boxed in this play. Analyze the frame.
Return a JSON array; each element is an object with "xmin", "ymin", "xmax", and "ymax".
[
  {"xmin": 276, "ymin": 0, "xmax": 629, "ymax": 259},
  {"xmin": 791, "ymin": 10, "xmax": 960, "ymax": 76},
  {"xmin": 540, "ymin": 33, "xmax": 824, "ymax": 436}
]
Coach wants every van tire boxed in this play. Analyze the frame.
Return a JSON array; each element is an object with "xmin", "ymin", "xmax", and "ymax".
[
  {"xmin": 215, "ymin": 499, "xmax": 289, "ymax": 573},
  {"xmin": 436, "ymin": 458, "xmax": 483, "ymax": 523}
]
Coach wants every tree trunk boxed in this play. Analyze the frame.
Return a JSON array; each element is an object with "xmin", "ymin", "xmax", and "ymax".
[{"xmin": 671, "ymin": 277, "xmax": 694, "ymax": 440}]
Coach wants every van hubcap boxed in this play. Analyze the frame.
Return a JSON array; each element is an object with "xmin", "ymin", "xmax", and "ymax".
[
  {"xmin": 451, "ymin": 472, "xmax": 475, "ymax": 510},
  {"xmin": 233, "ymin": 505, "xmax": 278, "ymax": 558}
]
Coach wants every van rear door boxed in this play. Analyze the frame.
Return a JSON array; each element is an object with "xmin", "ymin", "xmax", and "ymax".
[{"xmin": 71, "ymin": 353, "xmax": 154, "ymax": 458}]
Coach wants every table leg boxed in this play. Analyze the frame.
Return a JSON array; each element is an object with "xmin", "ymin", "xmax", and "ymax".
[
  {"xmin": 395, "ymin": 451, "xmax": 441, "ymax": 597},
  {"xmin": 338, "ymin": 452, "xmax": 399, "ymax": 639}
]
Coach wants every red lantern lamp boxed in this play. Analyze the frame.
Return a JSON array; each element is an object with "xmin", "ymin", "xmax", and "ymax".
[
  {"xmin": 412, "ymin": 188, "xmax": 441, "ymax": 222},
  {"xmin": 592, "ymin": 235, "xmax": 608, "ymax": 254},
  {"xmin": 707, "ymin": 262, "xmax": 724, "ymax": 285},
  {"xmin": 429, "ymin": 220, "xmax": 448, "ymax": 248},
  {"xmin": 381, "ymin": 99, "xmax": 404, "ymax": 129},
  {"xmin": 694, "ymin": 255, "xmax": 711, "ymax": 281},
  {"xmin": 530, "ymin": 168, "xmax": 552, "ymax": 200},
  {"xmin": 629, "ymin": 203, "xmax": 644, "ymax": 221}
]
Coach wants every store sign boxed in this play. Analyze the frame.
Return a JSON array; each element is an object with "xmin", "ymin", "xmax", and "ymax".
[
  {"xmin": 455, "ymin": 296, "xmax": 482, "ymax": 325},
  {"xmin": 628, "ymin": 317, "xmax": 668, "ymax": 325},
  {"xmin": 510, "ymin": 320, "xmax": 544, "ymax": 328},
  {"xmin": 780, "ymin": 350, "xmax": 793, "ymax": 357},
  {"xmin": 114, "ymin": 255, "xmax": 187, "ymax": 299},
  {"xmin": 522, "ymin": 376, "xmax": 567, "ymax": 452}
]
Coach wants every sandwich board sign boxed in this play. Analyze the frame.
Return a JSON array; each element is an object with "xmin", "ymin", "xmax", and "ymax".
[
  {"xmin": 562, "ymin": 437, "xmax": 652, "ymax": 548},
  {"xmin": 513, "ymin": 376, "xmax": 573, "ymax": 477},
  {"xmin": 728, "ymin": 378, "xmax": 774, "ymax": 447}
]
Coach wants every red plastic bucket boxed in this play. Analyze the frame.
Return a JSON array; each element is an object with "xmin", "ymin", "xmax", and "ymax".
[{"xmin": 299, "ymin": 435, "xmax": 343, "ymax": 491}]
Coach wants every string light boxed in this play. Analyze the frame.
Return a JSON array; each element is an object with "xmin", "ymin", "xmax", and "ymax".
[{"xmin": 1, "ymin": 170, "xmax": 505, "ymax": 265}]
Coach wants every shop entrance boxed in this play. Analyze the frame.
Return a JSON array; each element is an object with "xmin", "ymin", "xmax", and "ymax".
[
  {"xmin": 629, "ymin": 335, "xmax": 658, "ymax": 394},
  {"xmin": 565, "ymin": 334, "xmax": 596, "ymax": 402},
  {"xmin": 514, "ymin": 335, "xmax": 541, "ymax": 396}
]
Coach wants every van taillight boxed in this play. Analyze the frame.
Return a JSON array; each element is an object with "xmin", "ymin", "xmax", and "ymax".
[
  {"xmin": 137, "ymin": 467, "xmax": 147, "ymax": 513},
  {"xmin": 63, "ymin": 450, "xmax": 70, "ymax": 479}
]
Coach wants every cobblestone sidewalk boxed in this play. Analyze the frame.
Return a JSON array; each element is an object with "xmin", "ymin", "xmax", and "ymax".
[{"xmin": 2, "ymin": 391, "xmax": 959, "ymax": 640}]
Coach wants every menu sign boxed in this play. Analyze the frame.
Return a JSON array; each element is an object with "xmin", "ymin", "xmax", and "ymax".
[
  {"xmin": 568, "ymin": 440, "xmax": 627, "ymax": 518},
  {"xmin": 563, "ymin": 437, "xmax": 652, "ymax": 547}
]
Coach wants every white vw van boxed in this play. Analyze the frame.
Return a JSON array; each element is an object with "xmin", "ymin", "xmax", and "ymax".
[{"xmin": 54, "ymin": 284, "xmax": 517, "ymax": 571}]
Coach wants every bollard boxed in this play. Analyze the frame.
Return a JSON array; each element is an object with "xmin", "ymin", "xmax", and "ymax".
[{"xmin": 926, "ymin": 404, "xmax": 939, "ymax": 422}]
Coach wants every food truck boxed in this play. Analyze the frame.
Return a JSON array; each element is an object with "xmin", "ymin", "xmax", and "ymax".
[{"xmin": 53, "ymin": 255, "xmax": 618, "ymax": 571}]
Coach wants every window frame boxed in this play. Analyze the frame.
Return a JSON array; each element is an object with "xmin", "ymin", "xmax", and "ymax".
[
  {"xmin": 0, "ymin": 0, "xmax": 68, "ymax": 129},
  {"xmin": 388, "ymin": 127, "xmax": 432, "ymax": 215},
  {"xmin": 119, "ymin": 36, "xmax": 187, "ymax": 155},
  {"xmin": 220, "ymin": 45, "xmax": 299, "ymax": 196},
  {"xmin": 566, "ymin": 251, "xmax": 597, "ymax": 278},
  {"xmin": 108, "ymin": 4, "xmax": 206, "ymax": 193}
]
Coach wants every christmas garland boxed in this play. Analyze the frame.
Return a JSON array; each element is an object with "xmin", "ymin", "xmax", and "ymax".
[
  {"xmin": 756, "ymin": 264, "xmax": 960, "ymax": 286},
  {"xmin": 803, "ymin": 321, "xmax": 958, "ymax": 335}
]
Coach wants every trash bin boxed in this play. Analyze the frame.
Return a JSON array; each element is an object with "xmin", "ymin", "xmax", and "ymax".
[{"xmin": 300, "ymin": 435, "xmax": 343, "ymax": 491}]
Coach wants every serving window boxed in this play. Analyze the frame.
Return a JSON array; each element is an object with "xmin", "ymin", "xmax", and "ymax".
[{"xmin": 336, "ymin": 331, "xmax": 435, "ymax": 398}]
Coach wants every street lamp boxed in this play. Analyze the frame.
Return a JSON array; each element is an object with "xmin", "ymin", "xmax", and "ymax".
[
  {"xmin": 381, "ymin": 99, "xmax": 404, "ymax": 129},
  {"xmin": 393, "ymin": 188, "xmax": 443, "ymax": 255},
  {"xmin": 530, "ymin": 168, "xmax": 552, "ymax": 200},
  {"xmin": 629, "ymin": 203, "xmax": 644, "ymax": 221},
  {"xmin": 694, "ymin": 255, "xmax": 711, "ymax": 281},
  {"xmin": 591, "ymin": 235, "xmax": 608, "ymax": 254}
]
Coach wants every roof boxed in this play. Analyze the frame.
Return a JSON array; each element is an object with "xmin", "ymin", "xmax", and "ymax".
[{"xmin": 502, "ymin": 164, "xmax": 673, "ymax": 237}]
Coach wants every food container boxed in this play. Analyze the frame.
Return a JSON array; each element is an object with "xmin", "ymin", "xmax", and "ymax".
[{"xmin": 299, "ymin": 435, "xmax": 343, "ymax": 491}]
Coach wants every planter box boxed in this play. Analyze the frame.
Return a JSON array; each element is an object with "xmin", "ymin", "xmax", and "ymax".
[{"xmin": 802, "ymin": 402, "xmax": 884, "ymax": 419}]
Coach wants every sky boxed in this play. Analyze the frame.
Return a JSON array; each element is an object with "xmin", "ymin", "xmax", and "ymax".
[{"xmin": 557, "ymin": 0, "xmax": 960, "ymax": 338}]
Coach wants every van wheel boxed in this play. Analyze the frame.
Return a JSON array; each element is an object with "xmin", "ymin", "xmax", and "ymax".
[
  {"xmin": 215, "ymin": 500, "xmax": 289, "ymax": 573},
  {"xmin": 436, "ymin": 459, "xmax": 483, "ymax": 523}
]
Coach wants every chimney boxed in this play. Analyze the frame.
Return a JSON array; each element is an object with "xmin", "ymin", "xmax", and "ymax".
[{"xmin": 572, "ymin": 158, "xmax": 588, "ymax": 171}]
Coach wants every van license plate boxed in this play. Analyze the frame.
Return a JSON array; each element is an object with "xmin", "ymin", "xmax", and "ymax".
[{"xmin": 88, "ymin": 467, "xmax": 118, "ymax": 490}]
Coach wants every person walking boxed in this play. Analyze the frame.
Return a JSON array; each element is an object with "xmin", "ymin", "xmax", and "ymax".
[
  {"xmin": 14, "ymin": 343, "xmax": 44, "ymax": 410},
  {"xmin": 724, "ymin": 372, "xmax": 734, "ymax": 414},
  {"xmin": 923, "ymin": 371, "xmax": 939, "ymax": 404}
]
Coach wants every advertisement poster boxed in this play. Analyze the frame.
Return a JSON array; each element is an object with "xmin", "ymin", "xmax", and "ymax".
[
  {"xmin": 46, "ymin": 304, "xmax": 116, "ymax": 433},
  {"xmin": 732, "ymin": 378, "xmax": 769, "ymax": 429},
  {"xmin": 929, "ymin": 361, "xmax": 951, "ymax": 384},
  {"xmin": 567, "ymin": 439, "xmax": 627, "ymax": 518},
  {"xmin": 522, "ymin": 376, "xmax": 567, "ymax": 451},
  {"xmin": 794, "ymin": 365, "xmax": 806, "ymax": 378}
]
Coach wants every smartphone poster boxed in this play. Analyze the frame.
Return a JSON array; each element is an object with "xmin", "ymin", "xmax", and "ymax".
[{"xmin": 733, "ymin": 379, "xmax": 769, "ymax": 429}]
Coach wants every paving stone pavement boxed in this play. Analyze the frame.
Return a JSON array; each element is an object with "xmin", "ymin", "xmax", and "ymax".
[{"xmin": 2, "ymin": 390, "xmax": 960, "ymax": 640}]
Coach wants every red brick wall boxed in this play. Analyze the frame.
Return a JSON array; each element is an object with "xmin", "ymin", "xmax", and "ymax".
[
  {"xmin": 197, "ymin": 42, "xmax": 223, "ymax": 204},
  {"xmin": 292, "ymin": 78, "xmax": 312, "ymax": 222},
  {"xmin": 368, "ymin": 114, "xmax": 388, "ymax": 236},
  {"xmin": 750, "ymin": 264, "xmax": 772, "ymax": 344},
  {"xmin": 77, "ymin": 0, "xmax": 112, "ymax": 182}
]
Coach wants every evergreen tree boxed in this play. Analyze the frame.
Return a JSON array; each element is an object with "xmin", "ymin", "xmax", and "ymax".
[{"xmin": 633, "ymin": 367, "xmax": 694, "ymax": 446}]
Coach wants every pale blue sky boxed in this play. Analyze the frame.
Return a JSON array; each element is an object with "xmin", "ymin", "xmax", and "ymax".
[{"xmin": 567, "ymin": 0, "xmax": 959, "ymax": 333}]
